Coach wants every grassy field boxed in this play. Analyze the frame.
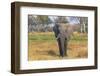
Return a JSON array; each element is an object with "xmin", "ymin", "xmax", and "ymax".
[{"xmin": 28, "ymin": 32, "xmax": 88, "ymax": 61}]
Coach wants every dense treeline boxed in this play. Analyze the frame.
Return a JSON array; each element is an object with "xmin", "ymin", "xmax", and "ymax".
[{"xmin": 28, "ymin": 15, "xmax": 88, "ymax": 33}]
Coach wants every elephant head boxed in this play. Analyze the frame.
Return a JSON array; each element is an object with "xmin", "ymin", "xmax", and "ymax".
[{"xmin": 53, "ymin": 23, "xmax": 73, "ymax": 40}]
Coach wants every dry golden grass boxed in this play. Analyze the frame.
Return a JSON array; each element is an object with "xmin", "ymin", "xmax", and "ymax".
[{"xmin": 28, "ymin": 32, "xmax": 88, "ymax": 61}]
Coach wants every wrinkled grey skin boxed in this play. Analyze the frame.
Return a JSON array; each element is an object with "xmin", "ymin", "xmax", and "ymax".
[{"xmin": 53, "ymin": 23, "xmax": 69, "ymax": 57}]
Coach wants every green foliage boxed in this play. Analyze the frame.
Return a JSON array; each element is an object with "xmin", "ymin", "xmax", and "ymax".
[
  {"xmin": 28, "ymin": 34, "xmax": 55, "ymax": 42},
  {"xmin": 28, "ymin": 32, "xmax": 87, "ymax": 43},
  {"xmin": 37, "ymin": 16, "xmax": 49, "ymax": 24}
]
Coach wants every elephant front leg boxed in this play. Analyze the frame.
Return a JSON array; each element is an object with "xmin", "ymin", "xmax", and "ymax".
[
  {"xmin": 64, "ymin": 39, "xmax": 67, "ymax": 56},
  {"xmin": 57, "ymin": 38, "xmax": 65, "ymax": 57}
]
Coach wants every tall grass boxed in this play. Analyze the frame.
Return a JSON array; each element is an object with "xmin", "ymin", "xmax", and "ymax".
[{"xmin": 28, "ymin": 32, "xmax": 88, "ymax": 60}]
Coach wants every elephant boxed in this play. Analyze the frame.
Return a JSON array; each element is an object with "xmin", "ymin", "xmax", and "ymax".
[{"xmin": 53, "ymin": 23, "xmax": 71, "ymax": 57}]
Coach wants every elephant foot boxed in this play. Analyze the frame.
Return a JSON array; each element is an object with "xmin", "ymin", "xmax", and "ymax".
[
  {"xmin": 60, "ymin": 54, "xmax": 66, "ymax": 57},
  {"xmin": 59, "ymin": 55, "xmax": 64, "ymax": 57},
  {"xmin": 59, "ymin": 53, "xmax": 67, "ymax": 57},
  {"xmin": 61, "ymin": 55, "xmax": 64, "ymax": 57},
  {"xmin": 60, "ymin": 54, "xmax": 67, "ymax": 58}
]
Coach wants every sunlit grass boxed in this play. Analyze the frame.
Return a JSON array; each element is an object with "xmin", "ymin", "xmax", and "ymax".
[{"xmin": 28, "ymin": 32, "xmax": 88, "ymax": 61}]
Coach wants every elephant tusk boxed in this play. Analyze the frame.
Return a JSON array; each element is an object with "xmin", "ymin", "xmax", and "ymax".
[{"xmin": 56, "ymin": 34, "xmax": 60, "ymax": 39}]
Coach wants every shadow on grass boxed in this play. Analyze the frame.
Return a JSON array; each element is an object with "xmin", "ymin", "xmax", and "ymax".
[
  {"xmin": 47, "ymin": 50, "xmax": 59, "ymax": 57},
  {"xmin": 35, "ymin": 50, "xmax": 59, "ymax": 57}
]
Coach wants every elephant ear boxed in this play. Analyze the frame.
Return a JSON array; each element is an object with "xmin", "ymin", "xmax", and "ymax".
[{"xmin": 65, "ymin": 25, "xmax": 74, "ymax": 40}]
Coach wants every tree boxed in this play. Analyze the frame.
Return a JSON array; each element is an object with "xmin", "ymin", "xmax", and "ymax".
[
  {"xmin": 28, "ymin": 15, "xmax": 37, "ymax": 32},
  {"xmin": 55, "ymin": 16, "xmax": 69, "ymax": 23},
  {"xmin": 79, "ymin": 17, "xmax": 88, "ymax": 33},
  {"xmin": 37, "ymin": 16, "xmax": 53, "ymax": 32},
  {"xmin": 69, "ymin": 17, "xmax": 88, "ymax": 33}
]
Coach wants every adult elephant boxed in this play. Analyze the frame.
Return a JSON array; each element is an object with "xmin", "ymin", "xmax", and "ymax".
[{"xmin": 53, "ymin": 23, "xmax": 71, "ymax": 57}]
